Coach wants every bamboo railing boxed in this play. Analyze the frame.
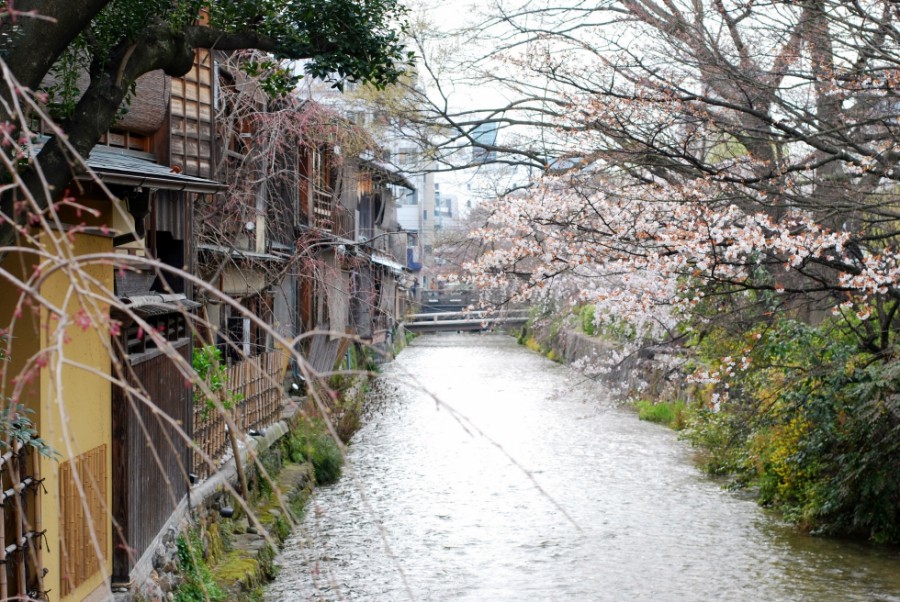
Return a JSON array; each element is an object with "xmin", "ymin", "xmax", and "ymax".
[{"xmin": 0, "ymin": 444, "xmax": 43, "ymax": 599}]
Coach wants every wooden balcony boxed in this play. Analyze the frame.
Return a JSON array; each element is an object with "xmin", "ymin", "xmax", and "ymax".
[{"xmin": 310, "ymin": 189, "xmax": 355, "ymax": 239}]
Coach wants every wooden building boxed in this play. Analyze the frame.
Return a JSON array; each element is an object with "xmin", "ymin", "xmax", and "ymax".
[
  {"xmin": 0, "ymin": 49, "xmax": 222, "ymax": 600},
  {"xmin": 0, "ymin": 41, "xmax": 415, "ymax": 602}
]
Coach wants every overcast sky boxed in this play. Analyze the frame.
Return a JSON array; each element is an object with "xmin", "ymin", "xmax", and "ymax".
[{"xmin": 411, "ymin": 0, "xmax": 533, "ymax": 211}]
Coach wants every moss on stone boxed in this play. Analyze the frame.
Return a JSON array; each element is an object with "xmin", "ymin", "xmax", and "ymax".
[
  {"xmin": 213, "ymin": 550, "xmax": 262, "ymax": 593},
  {"xmin": 168, "ymin": 376, "xmax": 367, "ymax": 599},
  {"xmin": 206, "ymin": 522, "xmax": 225, "ymax": 564}
]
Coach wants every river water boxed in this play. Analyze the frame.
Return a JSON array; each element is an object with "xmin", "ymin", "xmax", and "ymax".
[{"xmin": 267, "ymin": 334, "xmax": 900, "ymax": 601}]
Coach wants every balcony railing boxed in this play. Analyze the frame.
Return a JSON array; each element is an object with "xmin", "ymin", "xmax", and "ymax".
[
  {"xmin": 310, "ymin": 190, "xmax": 355, "ymax": 239},
  {"xmin": 312, "ymin": 188, "xmax": 332, "ymax": 231}
]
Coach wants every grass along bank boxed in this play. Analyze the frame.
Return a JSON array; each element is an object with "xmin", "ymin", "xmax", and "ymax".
[
  {"xmin": 199, "ymin": 334, "xmax": 412, "ymax": 601},
  {"xmin": 634, "ymin": 399, "xmax": 688, "ymax": 430},
  {"xmin": 154, "ymin": 352, "xmax": 377, "ymax": 602}
]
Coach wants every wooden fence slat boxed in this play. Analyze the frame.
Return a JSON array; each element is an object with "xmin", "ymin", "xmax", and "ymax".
[{"xmin": 192, "ymin": 352, "xmax": 286, "ymax": 479}]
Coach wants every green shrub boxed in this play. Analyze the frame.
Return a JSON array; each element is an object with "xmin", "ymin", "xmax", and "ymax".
[
  {"xmin": 334, "ymin": 397, "xmax": 363, "ymax": 443},
  {"xmin": 516, "ymin": 327, "xmax": 528, "ymax": 345},
  {"xmin": 681, "ymin": 407, "xmax": 752, "ymax": 478},
  {"xmin": 361, "ymin": 344, "xmax": 380, "ymax": 374},
  {"xmin": 683, "ymin": 316, "xmax": 900, "ymax": 542},
  {"xmin": 270, "ymin": 513, "xmax": 291, "ymax": 542},
  {"xmin": 192, "ymin": 345, "xmax": 243, "ymax": 418},
  {"xmin": 253, "ymin": 451, "xmax": 283, "ymax": 500},
  {"xmin": 580, "ymin": 305, "xmax": 597, "ymax": 336},
  {"xmin": 523, "ymin": 336, "xmax": 543, "ymax": 353},
  {"xmin": 286, "ymin": 420, "xmax": 344, "ymax": 485},
  {"xmin": 174, "ymin": 531, "xmax": 225, "ymax": 602}
]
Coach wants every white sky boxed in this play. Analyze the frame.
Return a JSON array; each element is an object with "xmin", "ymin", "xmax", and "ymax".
[{"xmin": 410, "ymin": 0, "xmax": 531, "ymax": 214}]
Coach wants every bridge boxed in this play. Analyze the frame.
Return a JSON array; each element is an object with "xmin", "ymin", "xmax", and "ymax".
[{"xmin": 403, "ymin": 309, "xmax": 529, "ymax": 334}]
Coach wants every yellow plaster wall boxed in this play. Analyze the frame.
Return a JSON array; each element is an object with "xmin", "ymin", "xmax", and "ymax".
[
  {"xmin": 0, "ymin": 246, "xmax": 42, "ymax": 405},
  {"xmin": 0, "ymin": 232, "xmax": 114, "ymax": 601},
  {"xmin": 0, "ymin": 246, "xmax": 50, "ymax": 595},
  {"xmin": 39, "ymin": 232, "xmax": 114, "ymax": 602}
]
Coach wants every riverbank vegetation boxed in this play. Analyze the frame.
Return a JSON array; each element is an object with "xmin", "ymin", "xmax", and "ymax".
[
  {"xmin": 159, "ymin": 347, "xmax": 385, "ymax": 602},
  {"xmin": 286, "ymin": 418, "xmax": 345, "ymax": 486},
  {"xmin": 164, "ymin": 408, "xmax": 351, "ymax": 602},
  {"xmin": 524, "ymin": 307, "xmax": 900, "ymax": 544},
  {"xmin": 634, "ymin": 400, "xmax": 687, "ymax": 430},
  {"xmin": 682, "ymin": 316, "xmax": 900, "ymax": 543}
]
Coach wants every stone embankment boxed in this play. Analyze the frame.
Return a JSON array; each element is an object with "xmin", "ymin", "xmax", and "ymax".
[
  {"xmin": 123, "ymin": 382, "xmax": 365, "ymax": 602},
  {"xmin": 123, "ymin": 398, "xmax": 307, "ymax": 601},
  {"xmin": 524, "ymin": 320, "xmax": 691, "ymax": 403}
]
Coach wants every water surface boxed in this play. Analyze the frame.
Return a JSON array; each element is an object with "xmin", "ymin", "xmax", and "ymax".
[{"xmin": 267, "ymin": 334, "xmax": 900, "ymax": 601}]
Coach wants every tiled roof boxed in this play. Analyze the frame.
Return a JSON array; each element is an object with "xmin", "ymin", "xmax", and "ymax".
[
  {"xmin": 120, "ymin": 293, "xmax": 201, "ymax": 316},
  {"xmin": 370, "ymin": 252, "xmax": 407, "ymax": 273},
  {"xmin": 197, "ymin": 243, "xmax": 286, "ymax": 262},
  {"xmin": 84, "ymin": 146, "xmax": 224, "ymax": 192}
]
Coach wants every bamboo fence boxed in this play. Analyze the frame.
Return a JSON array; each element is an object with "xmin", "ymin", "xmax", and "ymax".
[
  {"xmin": 0, "ymin": 444, "xmax": 43, "ymax": 599},
  {"xmin": 192, "ymin": 351, "xmax": 286, "ymax": 479}
]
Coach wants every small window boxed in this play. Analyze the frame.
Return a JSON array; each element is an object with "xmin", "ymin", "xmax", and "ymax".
[{"xmin": 423, "ymin": 210, "xmax": 427, "ymax": 221}]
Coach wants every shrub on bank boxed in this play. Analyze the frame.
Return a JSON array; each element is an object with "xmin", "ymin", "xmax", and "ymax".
[
  {"xmin": 527, "ymin": 306, "xmax": 900, "ymax": 544},
  {"xmin": 285, "ymin": 419, "xmax": 344, "ymax": 485},
  {"xmin": 174, "ymin": 531, "xmax": 226, "ymax": 602},
  {"xmin": 635, "ymin": 400, "xmax": 688, "ymax": 429},
  {"xmin": 681, "ymin": 317, "xmax": 900, "ymax": 543},
  {"xmin": 581, "ymin": 305, "xmax": 597, "ymax": 336},
  {"xmin": 523, "ymin": 336, "xmax": 543, "ymax": 353}
]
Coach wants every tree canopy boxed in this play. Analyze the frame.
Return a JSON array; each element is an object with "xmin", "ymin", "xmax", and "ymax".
[
  {"xmin": 0, "ymin": 0, "xmax": 412, "ymax": 251},
  {"xmin": 396, "ymin": 1, "xmax": 900, "ymax": 344}
]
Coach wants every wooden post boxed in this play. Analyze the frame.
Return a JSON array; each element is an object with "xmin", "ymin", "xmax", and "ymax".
[
  {"xmin": 11, "ymin": 444, "xmax": 26, "ymax": 598},
  {"xmin": 223, "ymin": 388, "xmax": 249, "ymax": 503},
  {"xmin": 32, "ymin": 449, "xmax": 44, "ymax": 597}
]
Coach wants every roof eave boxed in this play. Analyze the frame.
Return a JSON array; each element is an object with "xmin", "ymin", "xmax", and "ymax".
[{"xmin": 80, "ymin": 170, "xmax": 226, "ymax": 193}]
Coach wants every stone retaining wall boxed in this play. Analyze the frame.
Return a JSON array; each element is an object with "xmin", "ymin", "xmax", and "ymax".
[{"xmin": 529, "ymin": 322, "xmax": 693, "ymax": 403}]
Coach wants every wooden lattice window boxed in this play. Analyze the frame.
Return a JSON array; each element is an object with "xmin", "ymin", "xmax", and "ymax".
[
  {"xmin": 59, "ymin": 445, "xmax": 108, "ymax": 598},
  {"xmin": 170, "ymin": 49, "xmax": 214, "ymax": 178},
  {"xmin": 310, "ymin": 149, "xmax": 333, "ymax": 230},
  {"xmin": 99, "ymin": 130, "xmax": 153, "ymax": 153},
  {"xmin": 122, "ymin": 312, "xmax": 188, "ymax": 357}
]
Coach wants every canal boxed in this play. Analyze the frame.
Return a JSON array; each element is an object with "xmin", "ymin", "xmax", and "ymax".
[{"xmin": 267, "ymin": 334, "xmax": 900, "ymax": 601}]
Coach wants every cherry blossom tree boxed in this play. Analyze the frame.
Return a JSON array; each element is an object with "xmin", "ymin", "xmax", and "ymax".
[
  {"xmin": 384, "ymin": 1, "xmax": 900, "ymax": 353},
  {"xmin": 426, "ymin": 3, "xmax": 900, "ymax": 539}
]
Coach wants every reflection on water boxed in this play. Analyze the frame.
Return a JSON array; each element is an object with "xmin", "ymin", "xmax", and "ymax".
[{"xmin": 267, "ymin": 334, "xmax": 900, "ymax": 601}]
